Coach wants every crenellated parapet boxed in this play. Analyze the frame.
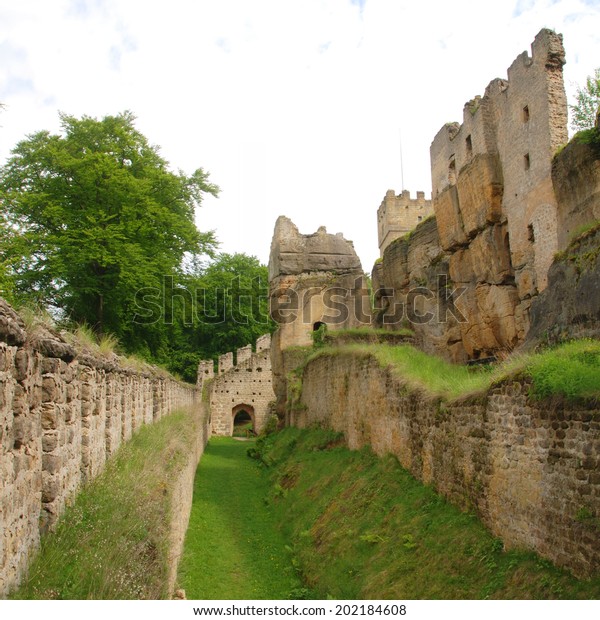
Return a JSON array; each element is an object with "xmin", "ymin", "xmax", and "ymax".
[
  {"xmin": 197, "ymin": 334, "xmax": 276, "ymax": 437},
  {"xmin": 377, "ymin": 189, "xmax": 433, "ymax": 256}
]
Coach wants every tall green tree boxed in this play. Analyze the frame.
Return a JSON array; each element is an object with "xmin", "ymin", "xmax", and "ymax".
[
  {"xmin": 0, "ymin": 111, "xmax": 218, "ymax": 348},
  {"xmin": 570, "ymin": 68, "xmax": 600, "ymax": 132},
  {"xmin": 158, "ymin": 253, "xmax": 274, "ymax": 383}
]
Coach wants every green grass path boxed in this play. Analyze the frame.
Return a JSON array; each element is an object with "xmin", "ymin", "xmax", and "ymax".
[{"xmin": 177, "ymin": 437, "xmax": 300, "ymax": 599}]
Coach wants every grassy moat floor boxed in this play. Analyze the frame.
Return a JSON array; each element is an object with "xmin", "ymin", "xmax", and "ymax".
[{"xmin": 177, "ymin": 437, "xmax": 307, "ymax": 599}]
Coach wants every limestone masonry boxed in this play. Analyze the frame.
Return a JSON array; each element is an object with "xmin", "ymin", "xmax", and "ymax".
[
  {"xmin": 198, "ymin": 334, "xmax": 275, "ymax": 436},
  {"xmin": 377, "ymin": 189, "xmax": 433, "ymax": 256},
  {"xmin": 0, "ymin": 298, "xmax": 198, "ymax": 597}
]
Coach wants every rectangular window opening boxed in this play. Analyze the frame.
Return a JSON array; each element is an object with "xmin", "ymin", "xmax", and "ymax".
[
  {"xmin": 524, "ymin": 153, "xmax": 530, "ymax": 170},
  {"xmin": 523, "ymin": 105, "xmax": 530, "ymax": 122}
]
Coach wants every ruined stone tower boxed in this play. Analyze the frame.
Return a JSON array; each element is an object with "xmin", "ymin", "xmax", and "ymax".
[
  {"xmin": 268, "ymin": 216, "xmax": 370, "ymax": 350},
  {"xmin": 374, "ymin": 29, "xmax": 570, "ymax": 362},
  {"xmin": 268, "ymin": 216, "xmax": 371, "ymax": 421},
  {"xmin": 377, "ymin": 189, "xmax": 433, "ymax": 256}
]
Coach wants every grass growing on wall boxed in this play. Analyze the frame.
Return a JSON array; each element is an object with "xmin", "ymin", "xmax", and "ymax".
[
  {"xmin": 11, "ymin": 407, "xmax": 202, "ymax": 600},
  {"xmin": 301, "ymin": 338, "xmax": 600, "ymax": 402},
  {"xmin": 254, "ymin": 427, "xmax": 600, "ymax": 599}
]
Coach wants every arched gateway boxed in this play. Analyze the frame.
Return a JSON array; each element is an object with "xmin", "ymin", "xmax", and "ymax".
[
  {"xmin": 198, "ymin": 334, "xmax": 275, "ymax": 436},
  {"xmin": 232, "ymin": 403, "xmax": 256, "ymax": 435}
]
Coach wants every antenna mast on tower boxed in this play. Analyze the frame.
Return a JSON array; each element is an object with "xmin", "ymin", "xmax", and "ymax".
[{"xmin": 399, "ymin": 127, "xmax": 405, "ymax": 192}]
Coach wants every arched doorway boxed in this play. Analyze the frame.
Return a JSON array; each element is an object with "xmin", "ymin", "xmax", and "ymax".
[{"xmin": 232, "ymin": 403, "xmax": 256, "ymax": 437}]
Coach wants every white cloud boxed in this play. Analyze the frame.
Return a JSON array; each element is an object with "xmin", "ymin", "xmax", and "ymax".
[{"xmin": 1, "ymin": 0, "xmax": 599, "ymax": 271}]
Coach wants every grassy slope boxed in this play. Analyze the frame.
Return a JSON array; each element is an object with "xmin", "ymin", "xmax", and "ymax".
[
  {"xmin": 304, "ymin": 338, "xmax": 600, "ymax": 401},
  {"xmin": 255, "ymin": 427, "xmax": 600, "ymax": 600},
  {"xmin": 177, "ymin": 437, "xmax": 307, "ymax": 600},
  {"xmin": 11, "ymin": 407, "xmax": 203, "ymax": 600}
]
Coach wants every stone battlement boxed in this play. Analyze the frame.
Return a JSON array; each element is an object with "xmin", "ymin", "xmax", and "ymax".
[
  {"xmin": 377, "ymin": 188, "xmax": 434, "ymax": 255},
  {"xmin": 196, "ymin": 334, "xmax": 275, "ymax": 437}
]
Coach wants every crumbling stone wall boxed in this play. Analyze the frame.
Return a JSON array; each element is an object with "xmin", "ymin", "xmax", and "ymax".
[
  {"xmin": 202, "ymin": 334, "xmax": 275, "ymax": 436},
  {"xmin": 0, "ymin": 298, "xmax": 197, "ymax": 597},
  {"xmin": 292, "ymin": 351, "xmax": 600, "ymax": 578},
  {"xmin": 552, "ymin": 135, "xmax": 600, "ymax": 249}
]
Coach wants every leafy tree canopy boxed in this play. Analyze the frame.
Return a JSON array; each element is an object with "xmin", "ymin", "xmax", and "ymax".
[
  {"xmin": 0, "ymin": 111, "xmax": 219, "ymax": 347},
  {"xmin": 161, "ymin": 252, "xmax": 275, "ymax": 383},
  {"xmin": 570, "ymin": 68, "xmax": 600, "ymax": 132}
]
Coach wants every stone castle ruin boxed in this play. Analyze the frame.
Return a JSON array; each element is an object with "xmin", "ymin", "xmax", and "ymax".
[
  {"xmin": 197, "ymin": 334, "xmax": 275, "ymax": 436},
  {"xmin": 1, "ymin": 27, "xmax": 599, "ymax": 597},
  {"xmin": 377, "ymin": 189, "xmax": 433, "ymax": 256},
  {"xmin": 269, "ymin": 216, "xmax": 370, "ymax": 350},
  {"xmin": 373, "ymin": 28, "xmax": 584, "ymax": 363},
  {"xmin": 267, "ymin": 28, "xmax": 600, "ymax": 577}
]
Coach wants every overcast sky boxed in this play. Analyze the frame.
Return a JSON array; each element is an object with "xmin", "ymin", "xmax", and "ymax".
[{"xmin": 1, "ymin": 0, "xmax": 599, "ymax": 271}]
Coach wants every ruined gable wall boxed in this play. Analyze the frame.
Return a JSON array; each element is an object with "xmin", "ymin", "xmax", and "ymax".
[
  {"xmin": 293, "ymin": 351, "xmax": 600, "ymax": 578},
  {"xmin": 431, "ymin": 29, "xmax": 567, "ymax": 299},
  {"xmin": 206, "ymin": 334, "xmax": 275, "ymax": 436},
  {"xmin": 0, "ymin": 298, "xmax": 198, "ymax": 597},
  {"xmin": 374, "ymin": 30, "xmax": 571, "ymax": 361}
]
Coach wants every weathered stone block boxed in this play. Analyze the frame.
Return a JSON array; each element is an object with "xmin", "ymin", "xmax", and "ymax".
[
  {"xmin": 42, "ymin": 454, "xmax": 61, "ymax": 475},
  {"xmin": 456, "ymin": 154, "xmax": 504, "ymax": 237},
  {"xmin": 42, "ymin": 376, "xmax": 59, "ymax": 403},
  {"xmin": 42, "ymin": 432, "xmax": 59, "ymax": 453},
  {"xmin": 434, "ymin": 186, "xmax": 468, "ymax": 251},
  {"xmin": 41, "ymin": 404, "xmax": 58, "ymax": 430}
]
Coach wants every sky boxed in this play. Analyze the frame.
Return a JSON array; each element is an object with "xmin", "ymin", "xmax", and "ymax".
[{"xmin": 1, "ymin": 0, "xmax": 599, "ymax": 272}]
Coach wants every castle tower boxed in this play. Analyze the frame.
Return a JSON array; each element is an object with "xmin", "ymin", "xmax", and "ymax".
[{"xmin": 377, "ymin": 189, "xmax": 433, "ymax": 256}]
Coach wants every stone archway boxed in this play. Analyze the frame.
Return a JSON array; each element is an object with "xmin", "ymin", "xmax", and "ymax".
[{"xmin": 232, "ymin": 403, "xmax": 256, "ymax": 436}]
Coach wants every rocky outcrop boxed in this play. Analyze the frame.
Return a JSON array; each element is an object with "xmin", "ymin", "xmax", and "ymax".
[
  {"xmin": 553, "ymin": 134, "xmax": 600, "ymax": 250},
  {"xmin": 268, "ymin": 217, "xmax": 362, "ymax": 281},
  {"xmin": 526, "ymin": 226, "xmax": 600, "ymax": 346}
]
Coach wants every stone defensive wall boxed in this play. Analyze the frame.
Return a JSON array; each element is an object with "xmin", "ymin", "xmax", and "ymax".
[
  {"xmin": 198, "ymin": 334, "xmax": 275, "ymax": 436},
  {"xmin": 289, "ymin": 351, "xmax": 600, "ymax": 578},
  {"xmin": 0, "ymin": 298, "xmax": 199, "ymax": 597}
]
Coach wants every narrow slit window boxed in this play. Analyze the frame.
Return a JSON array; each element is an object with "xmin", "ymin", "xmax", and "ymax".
[
  {"xmin": 466, "ymin": 134, "xmax": 473, "ymax": 158},
  {"xmin": 524, "ymin": 153, "xmax": 530, "ymax": 170},
  {"xmin": 448, "ymin": 158, "xmax": 456, "ymax": 185},
  {"xmin": 523, "ymin": 105, "xmax": 530, "ymax": 122}
]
